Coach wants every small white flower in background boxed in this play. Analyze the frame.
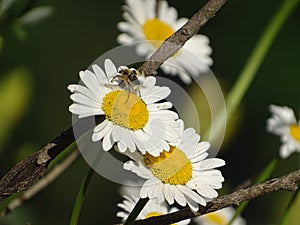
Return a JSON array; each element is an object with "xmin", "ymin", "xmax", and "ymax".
[
  {"xmin": 68, "ymin": 58, "xmax": 180, "ymax": 156},
  {"xmin": 266, "ymin": 104, "xmax": 300, "ymax": 158},
  {"xmin": 123, "ymin": 120, "xmax": 225, "ymax": 211},
  {"xmin": 117, "ymin": 185, "xmax": 190, "ymax": 224},
  {"xmin": 193, "ymin": 206, "xmax": 246, "ymax": 225},
  {"xmin": 117, "ymin": 0, "xmax": 213, "ymax": 84}
]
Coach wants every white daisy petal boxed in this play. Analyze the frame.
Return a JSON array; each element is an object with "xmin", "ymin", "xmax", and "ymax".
[
  {"xmin": 195, "ymin": 183, "xmax": 219, "ymax": 199},
  {"xmin": 94, "ymin": 119, "xmax": 109, "ymax": 132},
  {"xmin": 104, "ymin": 59, "xmax": 117, "ymax": 78},
  {"xmin": 92, "ymin": 121, "xmax": 113, "ymax": 142},
  {"xmin": 69, "ymin": 104, "xmax": 99, "ymax": 117},
  {"xmin": 70, "ymin": 93, "xmax": 99, "ymax": 108},
  {"xmin": 117, "ymin": 33, "xmax": 135, "ymax": 44},
  {"xmin": 147, "ymin": 102, "xmax": 172, "ymax": 111},
  {"xmin": 177, "ymin": 185, "xmax": 204, "ymax": 206},
  {"xmin": 79, "ymin": 70, "xmax": 100, "ymax": 95},
  {"xmin": 172, "ymin": 186, "xmax": 187, "ymax": 207},
  {"xmin": 193, "ymin": 158, "xmax": 226, "ymax": 171},
  {"xmin": 102, "ymin": 129, "xmax": 114, "ymax": 151},
  {"xmin": 92, "ymin": 64, "xmax": 108, "ymax": 83},
  {"xmin": 163, "ymin": 184, "xmax": 175, "ymax": 205}
]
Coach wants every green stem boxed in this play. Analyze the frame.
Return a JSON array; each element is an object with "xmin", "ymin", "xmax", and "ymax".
[
  {"xmin": 279, "ymin": 187, "xmax": 300, "ymax": 225},
  {"xmin": 226, "ymin": 0, "xmax": 299, "ymax": 120},
  {"xmin": 228, "ymin": 157, "xmax": 280, "ymax": 225},
  {"xmin": 48, "ymin": 142, "xmax": 77, "ymax": 170},
  {"xmin": 69, "ymin": 167, "xmax": 95, "ymax": 225},
  {"xmin": 124, "ymin": 198, "xmax": 149, "ymax": 225},
  {"xmin": 226, "ymin": 0, "xmax": 299, "ymax": 222}
]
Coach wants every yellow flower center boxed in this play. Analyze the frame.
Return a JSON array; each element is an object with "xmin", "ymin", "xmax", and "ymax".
[
  {"xmin": 144, "ymin": 146, "xmax": 192, "ymax": 185},
  {"xmin": 145, "ymin": 212, "xmax": 176, "ymax": 225},
  {"xmin": 205, "ymin": 212, "xmax": 227, "ymax": 225},
  {"xmin": 102, "ymin": 90, "xmax": 149, "ymax": 130},
  {"xmin": 290, "ymin": 125, "xmax": 300, "ymax": 142},
  {"xmin": 143, "ymin": 18, "xmax": 174, "ymax": 48}
]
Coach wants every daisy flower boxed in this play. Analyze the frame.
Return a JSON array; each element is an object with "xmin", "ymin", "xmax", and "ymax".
[
  {"xmin": 117, "ymin": 185, "xmax": 190, "ymax": 224},
  {"xmin": 266, "ymin": 104, "xmax": 300, "ymax": 158},
  {"xmin": 123, "ymin": 120, "xmax": 225, "ymax": 211},
  {"xmin": 193, "ymin": 206, "xmax": 246, "ymax": 225},
  {"xmin": 117, "ymin": 0, "xmax": 213, "ymax": 84},
  {"xmin": 68, "ymin": 58, "xmax": 180, "ymax": 156}
]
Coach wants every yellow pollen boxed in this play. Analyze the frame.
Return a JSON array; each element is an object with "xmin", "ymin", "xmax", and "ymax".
[
  {"xmin": 143, "ymin": 18, "xmax": 174, "ymax": 48},
  {"xmin": 290, "ymin": 125, "xmax": 300, "ymax": 142},
  {"xmin": 144, "ymin": 146, "xmax": 192, "ymax": 185},
  {"xmin": 102, "ymin": 90, "xmax": 149, "ymax": 130},
  {"xmin": 145, "ymin": 212, "xmax": 176, "ymax": 225},
  {"xmin": 205, "ymin": 212, "xmax": 227, "ymax": 225}
]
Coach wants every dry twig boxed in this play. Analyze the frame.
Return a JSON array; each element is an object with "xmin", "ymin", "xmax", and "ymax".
[{"xmin": 131, "ymin": 169, "xmax": 300, "ymax": 225}]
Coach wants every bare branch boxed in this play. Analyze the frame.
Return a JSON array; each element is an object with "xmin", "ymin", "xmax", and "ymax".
[
  {"xmin": 0, "ymin": 149, "xmax": 80, "ymax": 217},
  {"xmin": 0, "ymin": 116, "xmax": 102, "ymax": 201},
  {"xmin": 132, "ymin": 169, "xmax": 300, "ymax": 225}
]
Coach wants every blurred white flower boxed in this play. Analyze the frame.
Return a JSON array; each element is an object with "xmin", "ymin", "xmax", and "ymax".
[
  {"xmin": 117, "ymin": 0, "xmax": 213, "ymax": 84},
  {"xmin": 193, "ymin": 206, "xmax": 246, "ymax": 225},
  {"xmin": 267, "ymin": 104, "xmax": 300, "ymax": 158}
]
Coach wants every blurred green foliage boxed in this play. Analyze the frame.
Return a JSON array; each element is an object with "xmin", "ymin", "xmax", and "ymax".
[
  {"xmin": 0, "ymin": 67, "xmax": 32, "ymax": 148},
  {"xmin": 0, "ymin": 0, "xmax": 299, "ymax": 225}
]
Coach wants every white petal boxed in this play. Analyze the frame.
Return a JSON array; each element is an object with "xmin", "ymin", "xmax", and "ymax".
[
  {"xmin": 69, "ymin": 104, "xmax": 99, "ymax": 117},
  {"xmin": 141, "ymin": 178, "xmax": 161, "ymax": 198},
  {"xmin": 102, "ymin": 129, "xmax": 114, "ymax": 151},
  {"xmin": 171, "ymin": 186, "xmax": 187, "ymax": 206},
  {"xmin": 92, "ymin": 64, "xmax": 108, "ymax": 83},
  {"xmin": 279, "ymin": 143, "xmax": 293, "ymax": 158},
  {"xmin": 70, "ymin": 93, "xmax": 99, "ymax": 109},
  {"xmin": 190, "ymin": 152, "xmax": 209, "ymax": 163},
  {"xmin": 104, "ymin": 59, "xmax": 117, "ymax": 78},
  {"xmin": 92, "ymin": 121, "xmax": 113, "ymax": 142},
  {"xmin": 163, "ymin": 184, "xmax": 174, "ymax": 205},
  {"xmin": 195, "ymin": 183, "xmax": 219, "ymax": 199},
  {"xmin": 118, "ymin": 141, "xmax": 128, "ymax": 152},
  {"xmin": 68, "ymin": 84, "xmax": 97, "ymax": 101},
  {"xmin": 123, "ymin": 161, "xmax": 153, "ymax": 179},
  {"xmin": 94, "ymin": 119, "xmax": 109, "ymax": 132},
  {"xmin": 193, "ymin": 158, "xmax": 226, "ymax": 171},
  {"xmin": 117, "ymin": 33, "xmax": 135, "ymax": 44},
  {"xmin": 177, "ymin": 185, "xmax": 205, "ymax": 206},
  {"xmin": 79, "ymin": 70, "xmax": 99, "ymax": 95},
  {"xmin": 147, "ymin": 102, "xmax": 172, "ymax": 111}
]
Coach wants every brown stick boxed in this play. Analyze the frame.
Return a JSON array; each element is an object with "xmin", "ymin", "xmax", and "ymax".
[
  {"xmin": 132, "ymin": 169, "xmax": 300, "ymax": 225},
  {"xmin": 0, "ymin": 149, "xmax": 80, "ymax": 217}
]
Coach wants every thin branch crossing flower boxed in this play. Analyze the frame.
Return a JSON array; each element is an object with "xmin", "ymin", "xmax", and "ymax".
[
  {"xmin": 68, "ymin": 59, "xmax": 180, "ymax": 156},
  {"xmin": 193, "ymin": 206, "xmax": 246, "ymax": 225},
  {"xmin": 117, "ymin": 185, "xmax": 190, "ymax": 224},
  {"xmin": 117, "ymin": 0, "xmax": 213, "ymax": 84}
]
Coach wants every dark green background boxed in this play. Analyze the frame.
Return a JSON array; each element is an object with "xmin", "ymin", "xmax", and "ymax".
[{"xmin": 0, "ymin": 0, "xmax": 299, "ymax": 224}]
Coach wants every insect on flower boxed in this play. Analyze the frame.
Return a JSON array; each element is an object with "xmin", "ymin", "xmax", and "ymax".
[{"xmin": 109, "ymin": 66, "xmax": 145, "ymax": 101}]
